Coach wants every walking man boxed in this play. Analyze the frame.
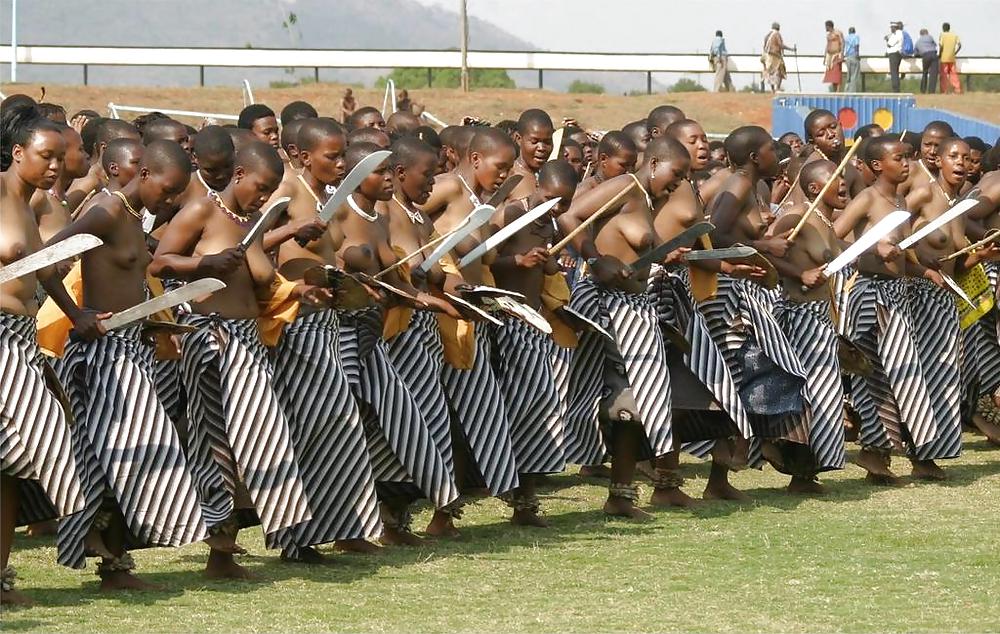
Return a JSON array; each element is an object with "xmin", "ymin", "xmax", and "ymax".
[
  {"xmin": 761, "ymin": 22, "xmax": 795, "ymax": 93},
  {"xmin": 710, "ymin": 30, "xmax": 733, "ymax": 93},
  {"xmin": 844, "ymin": 27, "xmax": 861, "ymax": 92},
  {"xmin": 916, "ymin": 29, "xmax": 939, "ymax": 94},
  {"xmin": 823, "ymin": 20, "xmax": 845, "ymax": 92},
  {"xmin": 938, "ymin": 23, "xmax": 963, "ymax": 94}
]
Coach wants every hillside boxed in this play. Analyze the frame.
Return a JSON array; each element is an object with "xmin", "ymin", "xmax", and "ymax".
[{"xmin": 8, "ymin": 83, "xmax": 1000, "ymax": 135}]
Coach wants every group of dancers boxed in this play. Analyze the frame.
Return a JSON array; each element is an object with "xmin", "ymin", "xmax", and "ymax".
[{"xmin": 2, "ymin": 91, "xmax": 998, "ymax": 604}]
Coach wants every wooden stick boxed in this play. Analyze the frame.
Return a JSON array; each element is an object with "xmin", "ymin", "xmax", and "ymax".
[
  {"xmin": 549, "ymin": 179, "xmax": 637, "ymax": 255},
  {"xmin": 788, "ymin": 140, "xmax": 862, "ymax": 241},
  {"xmin": 375, "ymin": 227, "xmax": 461, "ymax": 279},
  {"xmin": 940, "ymin": 229, "xmax": 1000, "ymax": 262}
]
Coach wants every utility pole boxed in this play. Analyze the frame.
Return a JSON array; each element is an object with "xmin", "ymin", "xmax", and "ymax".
[
  {"xmin": 459, "ymin": 0, "xmax": 469, "ymax": 92},
  {"xmin": 10, "ymin": 0, "xmax": 17, "ymax": 82}
]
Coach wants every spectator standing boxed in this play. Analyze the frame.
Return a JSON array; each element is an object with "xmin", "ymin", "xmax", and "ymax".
[
  {"xmin": 710, "ymin": 30, "xmax": 734, "ymax": 92},
  {"xmin": 761, "ymin": 22, "xmax": 796, "ymax": 93},
  {"xmin": 915, "ymin": 29, "xmax": 939, "ymax": 94},
  {"xmin": 341, "ymin": 88, "xmax": 357, "ymax": 124},
  {"xmin": 823, "ymin": 20, "xmax": 845, "ymax": 92},
  {"xmin": 939, "ymin": 23, "xmax": 963, "ymax": 94},
  {"xmin": 844, "ymin": 26, "xmax": 861, "ymax": 92},
  {"xmin": 884, "ymin": 21, "xmax": 903, "ymax": 92}
]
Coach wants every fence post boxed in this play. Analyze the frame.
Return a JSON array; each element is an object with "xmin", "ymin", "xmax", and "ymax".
[
  {"xmin": 314, "ymin": 67, "xmax": 319, "ymax": 83},
  {"xmin": 199, "ymin": 66, "xmax": 205, "ymax": 87},
  {"xmin": 427, "ymin": 68, "xmax": 433, "ymax": 87},
  {"xmin": 646, "ymin": 71, "xmax": 652, "ymax": 95},
  {"xmin": 83, "ymin": 64, "xmax": 88, "ymax": 86},
  {"xmin": 861, "ymin": 72, "xmax": 866, "ymax": 92},
  {"xmin": 537, "ymin": 69, "xmax": 543, "ymax": 90},
  {"xmin": 965, "ymin": 74, "xmax": 972, "ymax": 92}
]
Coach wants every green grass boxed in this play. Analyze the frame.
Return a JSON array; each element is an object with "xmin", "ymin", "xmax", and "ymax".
[{"xmin": 4, "ymin": 435, "xmax": 999, "ymax": 633}]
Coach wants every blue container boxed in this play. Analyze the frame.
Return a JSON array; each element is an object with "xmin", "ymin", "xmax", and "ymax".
[{"xmin": 904, "ymin": 108, "xmax": 1000, "ymax": 143}]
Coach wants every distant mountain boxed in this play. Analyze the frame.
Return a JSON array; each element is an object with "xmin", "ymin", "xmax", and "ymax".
[{"xmin": 0, "ymin": 0, "xmax": 659, "ymax": 93}]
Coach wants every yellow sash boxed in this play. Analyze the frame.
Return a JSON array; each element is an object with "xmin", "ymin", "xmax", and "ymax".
[{"xmin": 541, "ymin": 272, "xmax": 577, "ymax": 348}]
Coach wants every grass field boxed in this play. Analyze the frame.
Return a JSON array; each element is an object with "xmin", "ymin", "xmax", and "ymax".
[
  {"xmin": 3, "ymin": 435, "xmax": 998, "ymax": 633},
  {"xmin": 5, "ymin": 83, "xmax": 1000, "ymax": 134}
]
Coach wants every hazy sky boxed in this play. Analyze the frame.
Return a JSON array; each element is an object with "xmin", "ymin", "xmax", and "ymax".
[{"xmin": 414, "ymin": 0, "xmax": 995, "ymax": 90}]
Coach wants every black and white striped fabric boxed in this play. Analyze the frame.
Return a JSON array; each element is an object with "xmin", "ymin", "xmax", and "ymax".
[
  {"xmin": 338, "ymin": 307, "xmax": 459, "ymax": 509},
  {"xmin": 179, "ymin": 314, "xmax": 312, "ymax": 537},
  {"xmin": 55, "ymin": 327, "xmax": 208, "ymax": 568},
  {"xmin": 773, "ymin": 299, "xmax": 847, "ymax": 473},
  {"xmin": 907, "ymin": 279, "xmax": 963, "ymax": 461},
  {"xmin": 975, "ymin": 262, "xmax": 1000, "ymax": 398},
  {"xmin": 386, "ymin": 310, "xmax": 454, "ymax": 474},
  {"xmin": 648, "ymin": 265, "xmax": 752, "ymax": 457},
  {"xmin": 1, "ymin": 312, "xmax": 85, "ymax": 525},
  {"xmin": 563, "ymin": 278, "xmax": 609, "ymax": 466},
  {"xmin": 696, "ymin": 275, "xmax": 806, "ymax": 462},
  {"xmin": 846, "ymin": 276, "xmax": 938, "ymax": 455},
  {"xmin": 440, "ymin": 321, "xmax": 519, "ymax": 496},
  {"xmin": 270, "ymin": 309, "xmax": 380, "ymax": 556},
  {"xmin": 491, "ymin": 316, "xmax": 565, "ymax": 474}
]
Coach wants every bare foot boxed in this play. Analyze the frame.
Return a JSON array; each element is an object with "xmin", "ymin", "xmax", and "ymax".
[
  {"xmin": 25, "ymin": 520, "xmax": 57, "ymax": 537},
  {"xmin": 578, "ymin": 465, "xmax": 612, "ymax": 479},
  {"xmin": 380, "ymin": 527, "xmax": 425, "ymax": 547},
  {"xmin": 634, "ymin": 460, "xmax": 656, "ymax": 481},
  {"xmin": 204, "ymin": 533, "xmax": 246, "ymax": 555},
  {"xmin": 786, "ymin": 476, "xmax": 826, "ymax": 495},
  {"xmin": 602, "ymin": 496, "xmax": 653, "ymax": 520},
  {"xmin": 424, "ymin": 510, "xmax": 461, "ymax": 538},
  {"xmin": 511, "ymin": 508, "xmax": 549, "ymax": 528},
  {"xmin": 910, "ymin": 459, "xmax": 947, "ymax": 481},
  {"xmin": 759, "ymin": 441, "xmax": 786, "ymax": 472},
  {"xmin": 84, "ymin": 530, "xmax": 114, "ymax": 560},
  {"xmin": 204, "ymin": 549, "xmax": 254, "ymax": 580},
  {"xmin": 280, "ymin": 546, "xmax": 332, "ymax": 565},
  {"xmin": 334, "ymin": 539, "xmax": 381, "ymax": 554},
  {"xmin": 649, "ymin": 487, "xmax": 702, "ymax": 508},
  {"xmin": 99, "ymin": 570, "xmax": 162, "ymax": 592},
  {"xmin": 703, "ymin": 479, "xmax": 749, "ymax": 501},
  {"xmin": 864, "ymin": 472, "xmax": 904, "ymax": 487},
  {"xmin": 970, "ymin": 413, "xmax": 1000, "ymax": 446},
  {"xmin": 854, "ymin": 448, "xmax": 894, "ymax": 478},
  {"xmin": 0, "ymin": 588, "xmax": 33, "ymax": 606}
]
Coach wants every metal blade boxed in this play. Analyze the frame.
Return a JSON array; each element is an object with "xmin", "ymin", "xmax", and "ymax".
[
  {"xmin": 0, "ymin": 234, "xmax": 103, "ymax": 284},
  {"xmin": 941, "ymin": 273, "xmax": 977, "ymax": 309},
  {"xmin": 489, "ymin": 296, "xmax": 552, "ymax": 334},
  {"xmin": 318, "ymin": 150, "xmax": 392, "ymax": 222},
  {"xmin": 558, "ymin": 305, "xmax": 614, "ymax": 342},
  {"xmin": 548, "ymin": 128, "xmax": 565, "ymax": 162},
  {"xmin": 485, "ymin": 175, "xmax": 524, "ymax": 208},
  {"xmin": 629, "ymin": 221, "xmax": 715, "ymax": 271},
  {"xmin": 444, "ymin": 292, "xmax": 504, "ymax": 326},
  {"xmin": 457, "ymin": 197, "xmax": 562, "ymax": 269},
  {"xmin": 239, "ymin": 197, "xmax": 290, "ymax": 249},
  {"xmin": 460, "ymin": 285, "xmax": 526, "ymax": 301},
  {"xmin": 100, "ymin": 278, "xmax": 226, "ymax": 331},
  {"xmin": 682, "ymin": 246, "xmax": 758, "ymax": 261},
  {"xmin": 823, "ymin": 210, "xmax": 911, "ymax": 276},
  {"xmin": 417, "ymin": 204, "xmax": 497, "ymax": 274},
  {"xmin": 897, "ymin": 198, "xmax": 977, "ymax": 250}
]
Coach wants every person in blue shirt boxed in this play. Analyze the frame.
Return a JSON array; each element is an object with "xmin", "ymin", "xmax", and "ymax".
[
  {"xmin": 844, "ymin": 27, "xmax": 861, "ymax": 91},
  {"xmin": 710, "ymin": 30, "xmax": 734, "ymax": 92},
  {"xmin": 915, "ymin": 28, "xmax": 939, "ymax": 93}
]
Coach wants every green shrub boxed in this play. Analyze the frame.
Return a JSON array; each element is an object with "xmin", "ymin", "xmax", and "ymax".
[
  {"xmin": 375, "ymin": 68, "xmax": 515, "ymax": 89},
  {"xmin": 667, "ymin": 78, "xmax": 707, "ymax": 93},
  {"xmin": 568, "ymin": 80, "xmax": 605, "ymax": 94}
]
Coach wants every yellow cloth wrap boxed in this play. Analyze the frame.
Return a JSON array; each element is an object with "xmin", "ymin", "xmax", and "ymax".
[
  {"xmin": 541, "ymin": 272, "xmax": 577, "ymax": 348},
  {"xmin": 382, "ymin": 246, "xmax": 414, "ymax": 340},
  {"xmin": 257, "ymin": 272, "xmax": 301, "ymax": 347},
  {"xmin": 435, "ymin": 249, "xmax": 478, "ymax": 369},
  {"xmin": 36, "ymin": 261, "xmax": 84, "ymax": 357},
  {"xmin": 689, "ymin": 233, "xmax": 719, "ymax": 302}
]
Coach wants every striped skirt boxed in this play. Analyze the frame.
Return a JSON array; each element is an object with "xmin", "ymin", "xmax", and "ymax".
[
  {"xmin": 907, "ymin": 279, "xmax": 962, "ymax": 461},
  {"xmin": 563, "ymin": 278, "xmax": 609, "ymax": 466},
  {"xmin": 440, "ymin": 321, "xmax": 519, "ymax": 496},
  {"xmin": 1, "ymin": 312, "xmax": 85, "ymax": 525},
  {"xmin": 179, "ymin": 314, "xmax": 312, "ymax": 538},
  {"xmin": 846, "ymin": 276, "xmax": 938, "ymax": 456},
  {"xmin": 491, "ymin": 316, "xmax": 565, "ymax": 474},
  {"xmin": 339, "ymin": 308, "xmax": 459, "ymax": 509},
  {"xmin": 55, "ymin": 326, "xmax": 208, "ymax": 568},
  {"xmin": 772, "ymin": 299, "xmax": 847, "ymax": 474},
  {"xmin": 270, "ymin": 309, "xmax": 380, "ymax": 555}
]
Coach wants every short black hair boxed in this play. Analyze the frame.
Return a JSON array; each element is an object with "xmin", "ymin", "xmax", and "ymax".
[
  {"xmin": 102, "ymin": 137, "xmax": 143, "ymax": 174},
  {"xmin": 280, "ymin": 118, "xmax": 310, "ymax": 152},
  {"xmin": 516, "ymin": 108, "xmax": 554, "ymax": 135},
  {"xmin": 386, "ymin": 111, "xmax": 422, "ymax": 136},
  {"xmin": 414, "ymin": 125, "xmax": 441, "ymax": 150},
  {"xmin": 389, "ymin": 136, "xmax": 437, "ymax": 169},
  {"xmin": 80, "ymin": 116, "xmax": 109, "ymax": 156},
  {"xmin": 863, "ymin": 136, "xmax": 902, "ymax": 168},
  {"xmin": 942, "ymin": 22, "xmax": 951, "ymax": 32},
  {"xmin": 238, "ymin": 104, "xmax": 276, "ymax": 130},
  {"xmin": 665, "ymin": 119, "xmax": 705, "ymax": 141},
  {"xmin": 853, "ymin": 123, "xmax": 885, "ymax": 140},
  {"xmin": 442, "ymin": 125, "xmax": 478, "ymax": 161},
  {"xmin": 469, "ymin": 127, "xmax": 517, "ymax": 158},
  {"xmin": 279, "ymin": 100, "xmax": 318, "ymax": 126},
  {"xmin": 963, "ymin": 136, "xmax": 988, "ymax": 153},
  {"xmin": 235, "ymin": 140, "xmax": 284, "ymax": 178},
  {"xmin": 193, "ymin": 125, "xmax": 235, "ymax": 160},
  {"xmin": 798, "ymin": 159, "xmax": 837, "ymax": 196},
  {"xmin": 849, "ymin": 27, "xmax": 855, "ymax": 34},
  {"xmin": 347, "ymin": 126, "xmax": 390, "ymax": 148},
  {"xmin": 142, "ymin": 117, "xmax": 187, "ymax": 145},
  {"xmin": 597, "ymin": 130, "xmax": 636, "ymax": 157},
  {"xmin": 343, "ymin": 141, "xmax": 384, "ymax": 173},
  {"xmin": 296, "ymin": 117, "xmax": 345, "ymax": 153},
  {"xmin": 825, "ymin": 20, "xmax": 834, "ymax": 28},
  {"xmin": 96, "ymin": 119, "xmax": 141, "ymax": 154},
  {"xmin": 37, "ymin": 102, "xmax": 67, "ymax": 123},
  {"xmin": 646, "ymin": 105, "xmax": 685, "ymax": 134},
  {"xmin": 778, "ymin": 131, "xmax": 802, "ymax": 144},
  {"xmin": 644, "ymin": 134, "xmax": 691, "ymax": 165},
  {"xmin": 538, "ymin": 159, "xmax": 578, "ymax": 190},
  {"xmin": 347, "ymin": 106, "xmax": 383, "ymax": 131},
  {"xmin": 132, "ymin": 111, "xmax": 169, "ymax": 135},
  {"xmin": 141, "ymin": 139, "xmax": 192, "ymax": 174},
  {"xmin": 923, "ymin": 120, "xmax": 955, "ymax": 137},
  {"xmin": 715, "ymin": 30, "xmax": 723, "ymax": 37},
  {"xmin": 804, "ymin": 108, "xmax": 836, "ymax": 140},
  {"xmin": 724, "ymin": 126, "xmax": 773, "ymax": 166},
  {"xmin": 225, "ymin": 127, "xmax": 256, "ymax": 153}
]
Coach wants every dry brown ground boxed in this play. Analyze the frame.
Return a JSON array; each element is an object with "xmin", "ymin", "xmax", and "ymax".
[{"xmin": 8, "ymin": 83, "xmax": 1000, "ymax": 134}]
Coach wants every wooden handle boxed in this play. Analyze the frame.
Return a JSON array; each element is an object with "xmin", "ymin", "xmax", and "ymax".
[
  {"xmin": 940, "ymin": 229, "xmax": 1000, "ymax": 262},
  {"xmin": 549, "ymin": 180, "xmax": 637, "ymax": 255},
  {"xmin": 788, "ymin": 140, "xmax": 861, "ymax": 241},
  {"xmin": 374, "ymin": 229, "xmax": 459, "ymax": 279}
]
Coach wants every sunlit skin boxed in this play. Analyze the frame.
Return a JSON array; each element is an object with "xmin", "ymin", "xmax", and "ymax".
[{"xmin": 251, "ymin": 116, "xmax": 280, "ymax": 148}]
